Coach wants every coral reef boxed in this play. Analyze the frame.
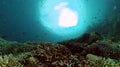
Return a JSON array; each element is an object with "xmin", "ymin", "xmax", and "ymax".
[
  {"xmin": 0, "ymin": 54, "xmax": 23, "ymax": 67},
  {"xmin": 0, "ymin": 38, "xmax": 37, "ymax": 55},
  {"xmin": 86, "ymin": 54, "xmax": 120, "ymax": 67},
  {"xmin": 0, "ymin": 33, "xmax": 120, "ymax": 67}
]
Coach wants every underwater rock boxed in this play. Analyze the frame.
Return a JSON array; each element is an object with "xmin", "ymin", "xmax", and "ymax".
[
  {"xmin": 86, "ymin": 54, "xmax": 103, "ymax": 61},
  {"xmin": 0, "ymin": 33, "xmax": 120, "ymax": 67},
  {"xmin": 58, "ymin": 33, "xmax": 103, "ymax": 55},
  {"xmin": 59, "ymin": 32, "xmax": 102, "ymax": 44},
  {"xmin": 85, "ymin": 42, "xmax": 120, "ymax": 60},
  {"xmin": 58, "ymin": 33, "xmax": 120, "ymax": 60}
]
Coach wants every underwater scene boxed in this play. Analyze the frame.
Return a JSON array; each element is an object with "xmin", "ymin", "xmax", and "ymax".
[{"xmin": 0, "ymin": 0, "xmax": 120, "ymax": 67}]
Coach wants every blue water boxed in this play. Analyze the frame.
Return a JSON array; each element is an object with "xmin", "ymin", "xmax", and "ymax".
[{"xmin": 0, "ymin": 0, "xmax": 120, "ymax": 43}]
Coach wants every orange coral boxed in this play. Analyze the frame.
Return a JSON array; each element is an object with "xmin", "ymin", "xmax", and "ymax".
[{"xmin": 108, "ymin": 40, "xmax": 112, "ymax": 43}]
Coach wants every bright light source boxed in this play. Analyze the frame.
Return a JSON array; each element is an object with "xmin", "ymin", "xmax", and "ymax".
[
  {"xmin": 39, "ymin": 0, "xmax": 87, "ymax": 40},
  {"xmin": 54, "ymin": 2, "xmax": 68, "ymax": 10},
  {"xmin": 58, "ymin": 8, "xmax": 78, "ymax": 27},
  {"xmin": 54, "ymin": 2, "xmax": 78, "ymax": 27}
]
